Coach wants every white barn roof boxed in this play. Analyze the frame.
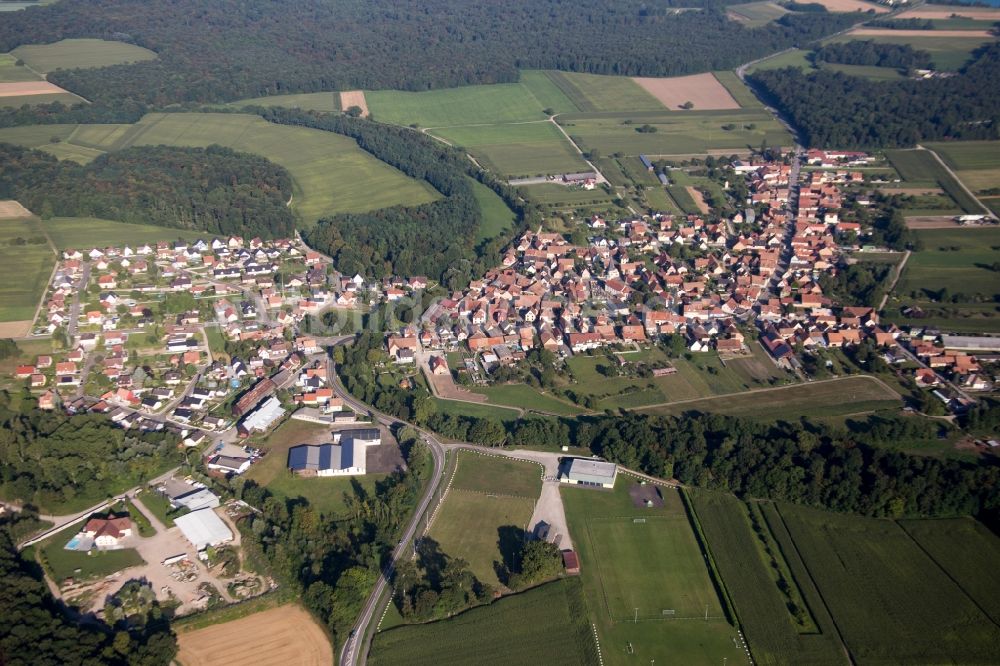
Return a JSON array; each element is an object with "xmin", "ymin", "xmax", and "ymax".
[{"xmin": 174, "ymin": 509, "xmax": 233, "ymax": 550}]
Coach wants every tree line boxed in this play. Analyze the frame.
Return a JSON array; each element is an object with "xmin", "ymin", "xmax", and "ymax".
[
  {"xmin": 748, "ymin": 42, "xmax": 1000, "ymax": 148},
  {"xmin": 0, "ymin": 0, "xmax": 857, "ymax": 121},
  {"xmin": 813, "ymin": 41, "xmax": 932, "ymax": 70},
  {"xmin": 0, "ymin": 144, "xmax": 295, "ymax": 239}
]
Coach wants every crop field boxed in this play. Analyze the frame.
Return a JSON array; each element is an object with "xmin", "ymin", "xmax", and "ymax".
[
  {"xmin": 469, "ymin": 178, "xmax": 516, "ymax": 241},
  {"xmin": 727, "ymin": 1, "xmax": 789, "ymax": 26},
  {"xmin": 176, "ymin": 604, "xmax": 333, "ymax": 666},
  {"xmin": 897, "ymin": 4, "xmax": 1000, "ymax": 20},
  {"xmin": 428, "ymin": 490, "xmax": 536, "ymax": 588},
  {"xmin": 519, "ymin": 183, "xmax": 616, "ymax": 209},
  {"xmin": 690, "ymin": 492, "xmax": 844, "ymax": 666},
  {"xmin": 230, "ymin": 91, "xmax": 340, "ymax": 112},
  {"xmin": 544, "ymin": 71, "xmax": 664, "ymax": 113},
  {"xmin": 0, "ymin": 113, "xmax": 440, "ymax": 226},
  {"xmin": 339, "ymin": 90, "xmax": 366, "ymax": 116},
  {"xmin": 886, "ymin": 148, "xmax": 984, "ymax": 214},
  {"xmin": 778, "ymin": 503, "xmax": 1000, "ymax": 664},
  {"xmin": 640, "ymin": 375, "xmax": 901, "ymax": 420},
  {"xmin": 924, "ymin": 140, "xmax": 1000, "ymax": 194},
  {"xmin": 520, "ymin": 70, "xmax": 581, "ymax": 115},
  {"xmin": 450, "ymin": 451, "xmax": 542, "ymax": 498},
  {"xmin": 561, "ymin": 110, "xmax": 790, "ymax": 157},
  {"xmin": 370, "ymin": 578, "xmax": 597, "ymax": 666},
  {"xmin": 821, "ymin": 62, "xmax": 906, "ymax": 80},
  {"xmin": 0, "ymin": 216, "xmax": 54, "ymax": 322},
  {"xmin": 746, "ymin": 48, "xmax": 813, "ymax": 73},
  {"xmin": 366, "ymin": 83, "xmax": 551, "ymax": 128},
  {"xmin": 712, "ymin": 70, "xmax": 765, "ymax": 109},
  {"xmin": 899, "ymin": 518, "xmax": 1000, "ymax": 624},
  {"xmin": 562, "ymin": 481, "xmax": 743, "ymax": 665},
  {"xmin": 431, "ymin": 121, "xmax": 588, "ymax": 177},
  {"xmin": 38, "ymin": 217, "xmax": 197, "ymax": 250},
  {"xmin": 809, "ymin": 0, "xmax": 887, "ymax": 11},
  {"xmin": 11, "ymin": 39, "xmax": 157, "ymax": 74},
  {"xmin": 632, "ymin": 73, "xmax": 740, "ymax": 111},
  {"xmin": 0, "ymin": 81, "xmax": 81, "ymax": 108},
  {"xmin": 0, "ymin": 53, "xmax": 41, "ymax": 83},
  {"xmin": 824, "ymin": 32, "xmax": 994, "ymax": 70}
]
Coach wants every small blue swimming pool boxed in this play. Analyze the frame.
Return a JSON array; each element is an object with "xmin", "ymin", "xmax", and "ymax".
[{"xmin": 64, "ymin": 536, "xmax": 81, "ymax": 550}]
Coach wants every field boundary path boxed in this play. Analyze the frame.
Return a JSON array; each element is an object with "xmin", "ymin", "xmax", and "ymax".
[
  {"xmin": 878, "ymin": 249, "xmax": 911, "ymax": 312},
  {"xmin": 916, "ymin": 145, "xmax": 995, "ymax": 218}
]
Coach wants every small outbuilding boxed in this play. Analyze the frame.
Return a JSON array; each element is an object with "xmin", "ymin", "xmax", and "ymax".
[{"xmin": 558, "ymin": 458, "xmax": 618, "ymax": 489}]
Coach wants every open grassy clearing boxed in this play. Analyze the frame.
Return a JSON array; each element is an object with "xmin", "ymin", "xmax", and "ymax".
[
  {"xmin": 370, "ymin": 578, "xmax": 597, "ymax": 666},
  {"xmin": 176, "ymin": 603, "xmax": 333, "ymax": 666},
  {"xmin": 428, "ymin": 490, "xmax": 535, "ymax": 588},
  {"xmin": 428, "ymin": 397, "xmax": 521, "ymax": 423},
  {"xmin": 886, "ymin": 148, "xmax": 984, "ymax": 214},
  {"xmin": 639, "ymin": 376, "xmax": 901, "ymax": 419},
  {"xmin": 0, "ymin": 53, "xmax": 41, "ymax": 83},
  {"xmin": 924, "ymin": 140, "xmax": 1000, "ymax": 194},
  {"xmin": 561, "ymin": 110, "xmax": 790, "ymax": 157},
  {"xmin": 11, "ymin": 39, "xmax": 157, "ymax": 74},
  {"xmin": 690, "ymin": 492, "xmax": 844, "ymax": 666},
  {"xmin": 562, "ymin": 480, "xmax": 743, "ymax": 665},
  {"xmin": 431, "ymin": 122, "xmax": 588, "ymax": 177},
  {"xmin": 727, "ymin": 1, "xmax": 789, "ymax": 26},
  {"xmin": 0, "ymin": 113, "xmax": 439, "ymax": 226},
  {"xmin": 0, "ymin": 123, "xmax": 76, "ymax": 147},
  {"xmin": 544, "ymin": 71, "xmax": 664, "ymax": 113},
  {"xmin": 0, "ymin": 216, "xmax": 54, "ymax": 321},
  {"xmin": 469, "ymin": 178, "xmax": 516, "ymax": 242},
  {"xmin": 472, "ymin": 383, "xmax": 584, "ymax": 415},
  {"xmin": 778, "ymin": 503, "xmax": 1000, "ymax": 664},
  {"xmin": 39, "ymin": 217, "xmax": 196, "ymax": 249},
  {"xmin": 450, "ymin": 450, "xmax": 542, "ymax": 498},
  {"xmin": 366, "ymin": 83, "xmax": 550, "ymax": 128},
  {"xmin": 229, "ymin": 91, "xmax": 340, "ymax": 112},
  {"xmin": 825, "ymin": 32, "xmax": 995, "ymax": 70},
  {"xmin": 746, "ymin": 48, "xmax": 814, "ymax": 73}
]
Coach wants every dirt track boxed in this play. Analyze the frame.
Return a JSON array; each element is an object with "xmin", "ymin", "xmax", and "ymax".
[
  {"xmin": 632, "ymin": 73, "xmax": 740, "ymax": 110},
  {"xmin": 176, "ymin": 604, "xmax": 333, "ymax": 666},
  {"xmin": 0, "ymin": 81, "xmax": 70, "ymax": 97},
  {"xmin": 340, "ymin": 90, "xmax": 369, "ymax": 117},
  {"xmin": 688, "ymin": 187, "xmax": 711, "ymax": 214}
]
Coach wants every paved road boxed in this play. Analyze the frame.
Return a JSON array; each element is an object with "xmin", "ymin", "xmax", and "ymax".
[{"xmin": 67, "ymin": 261, "xmax": 91, "ymax": 339}]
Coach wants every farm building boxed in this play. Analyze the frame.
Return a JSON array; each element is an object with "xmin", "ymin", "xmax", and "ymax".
[
  {"xmin": 239, "ymin": 395, "xmax": 286, "ymax": 434},
  {"xmin": 174, "ymin": 509, "xmax": 233, "ymax": 551},
  {"xmin": 941, "ymin": 336, "xmax": 1000, "ymax": 352},
  {"xmin": 558, "ymin": 458, "xmax": 618, "ymax": 488},
  {"xmin": 562, "ymin": 550, "xmax": 580, "ymax": 575},
  {"xmin": 287, "ymin": 428, "xmax": 381, "ymax": 477},
  {"xmin": 639, "ymin": 154, "xmax": 653, "ymax": 171}
]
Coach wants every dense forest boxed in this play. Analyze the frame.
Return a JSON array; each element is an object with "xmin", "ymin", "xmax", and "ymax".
[
  {"xmin": 0, "ymin": 391, "xmax": 178, "ymax": 510},
  {"xmin": 813, "ymin": 41, "xmax": 932, "ymax": 70},
  {"xmin": 0, "ymin": 528, "xmax": 176, "ymax": 666},
  {"xmin": 749, "ymin": 42, "xmax": 1000, "ymax": 147},
  {"xmin": 255, "ymin": 107, "xmax": 530, "ymax": 286},
  {"xmin": 0, "ymin": 0, "xmax": 857, "ymax": 118},
  {"xmin": 0, "ymin": 144, "xmax": 295, "ymax": 238}
]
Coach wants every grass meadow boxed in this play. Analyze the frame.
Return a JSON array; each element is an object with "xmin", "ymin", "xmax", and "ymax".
[
  {"xmin": 370, "ymin": 578, "xmax": 598, "ymax": 666},
  {"xmin": 544, "ymin": 71, "xmax": 664, "ymax": 113},
  {"xmin": 690, "ymin": 492, "xmax": 845, "ymax": 666},
  {"xmin": 38, "ymin": 217, "xmax": 196, "ymax": 250},
  {"xmin": 925, "ymin": 140, "xmax": 1000, "ymax": 194},
  {"xmin": 824, "ymin": 32, "xmax": 994, "ymax": 70},
  {"xmin": 0, "ymin": 217, "xmax": 54, "ymax": 322},
  {"xmin": 450, "ymin": 451, "xmax": 542, "ymax": 498},
  {"xmin": 727, "ymin": 1, "xmax": 789, "ymax": 26},
  {"xmin": 561, "ymin": 480, "xmax": 744, "ymax": 665},
  {"xmin": 0, "ymin": 53, "xmax": 42, "ymax": 82},
  {"xmin": 11, "ymin": 39, "xmax": 157, "ymax": 74},
  {"xmin": 519, "ymin": 183, "xmax": 617, "ymax": 209},
  {"xmin": 229, "ymin": 91, "xmax": 341, "ymax": 112},
  {"xmin": 472, "ymin": 383, "xmax": 585, "ymax": 415},
  {"xmin": 886, "ymin": 148, "xmax": 984, "ymax": 213},
  {"xmin": 778, "ymin": 503, "xmax": 1000, "ymax": 664},
  {"xmin": 366, "ymin": 83, "xmax": 551, "ymax": 128},
  {"xmin": 432, "ymin": 122, "xmax": 588, "ymax": 177},
  {"xmin": 468, "ymin": 178, "xmax": 516, "ymax": 241}
]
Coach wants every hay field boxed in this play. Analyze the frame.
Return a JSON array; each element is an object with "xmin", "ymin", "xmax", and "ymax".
[
  {"xmin": 11, "ymin": 39, "xmax": 157, "ymax": 73},
  {"xmin": 0, "ymin": 81, "xmax": 71, "ymax": 97},
  {"xmin": 340, "ymin": 90, "xmax": 368, "ymax": 117},
  {"xmin": 0, "ymin": 216, "xmax": 55, "ymax": 322},
  {"xmin": 924, "ymin": 140, "xmax": 1000, "ymax": 194},
  {"xmin": 544, "ymin": 71, "xmax": 664, "ymax": 113},
  {"xmin": 632, "ymin": 73, "xmax": 740, "ymax": 111},
  {"xmin": 0, "ymin": 54, "xmax": 41, "ymax": 83},
  {"xmin": 849, "ymin": 28, "xmax": 995, "ymax": 38},
  {"xmin": 431, "ymin": 122, "xmax": 588, "ymax": 177},
  {"xmin": 366, "ymin": 82, "xmax": 549, "ymax": 127},
  {"xmin": 0, "ymin": 201, "xmax": 32, "ymax": 219},
  {"xmin": 897, "ymin": 4, "xmax": 1000, "ymax": 20},
  {"xmin": 230, "ymin": 91, "xmax": 340, "ymax": 112},
  {"xmin": 176, "ymin": 604, "xmax": 333, "ymax": 666},
  {"xmin": 808, "ymin": 0, "xmax": 887, "ymax": 11}
]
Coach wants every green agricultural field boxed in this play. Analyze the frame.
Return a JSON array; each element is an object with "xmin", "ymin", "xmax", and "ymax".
[
  {"xmin": 472, "ymin": 383, "xmax": 584, "ymax": 416},
  {"xmin": 690, "ymin": 492, "xmax": 844, "ymax": 666},
  {"xmin": 924, "ymin": 140, "xmax": 1000, "ymax": 194},
  {"xmin": 0, "ymin": 92, "xmax": 81, "ymax": 108},
  {"xmin": 11, "ymin": 39, "xmax": 157, "ymax": 73},
  {"xmin": 639, "ymin": 375, "xmax": 901, "ymax": 419},
  {"xmin": 745, "ymin": 48, "xmax": 814, "ymax": 73},
  {"xmin": 38, "ymin": 217, "xmax": 195, "ymax": 251},
  {"xmin": 727, "ymin": 1, "xmax": 789, "ymax": 26},
  {"xmin": 2, "ymin": 113, "xmax": 440, "ymax": 226},
  {"xmin": 366, "ymin": 83, "xmax": 549, "ymax": 128},
  {"xmin": 562, "ymin": 480, "xmax": 743, "ymax": 665},
  {"xmin": 825, "ymin": 33, "xmax": 995, "ymax": 70},
  {"xmin": 886, "ymin": 148, "xmax": 984, "ymax": 213},
  {"xmin": 370, "ymin": 578, "xmax": 598, "ymax": 666},
  {"xmin": 39, "ymin": 141, "xmax": 105, "ymax": 163},
  {"xmin": 820, "ymin": 62, "xmax": 906, "ymax": 80},
  {"xmin": 229, "ymin": 91, "xmax": 340, "ymax": 112},
  {"xmin": 0, "ymin": 123, "xmax": 76, "ymax": 146},
  {"xmin": 519, "ymin": 70, "xmax": 581, "ymax": 115},
  {"xmin": 519, "ymin": 183, "xmax": 616, "ymax": 209},
  {"xmin": 543, "ymin": 71, "xmax": 664, "ymax": 113},
  {"xmin": 899, "ymin": 518, "xmax": 1000, "ymax": 625},
  {"xmin": 561, "ymin": 109, "xmax": 790, "ymax": 157},
  {"xmin": 469, "ymin": 178, "xmax": 516, "ymax": 241},
  {"xmin": 892, "ymin": 227, "xmax": 1000, "ymax": 332},
  {"xmin": 778, "ymin": 503, "xmax": 1000, "ymax": 664},
  {"xmin": 428, "ymin": 490, "xmax": 535, "ymax": 588},
  {"xmin": 0, "ymin": 217, "xmax": 54, "ymax": 322},
  {"xmin": 432, "ymin": 121, "xmax": 588, "ymax": 177},
  {"xmin": 712, "ymin": 70, "xmax": 765, "ymax": 109},
  {"xmin": 0, "ymin": 53, "xmax": 42, "ymax": 82},
  {"xmin": 450, "ymin": 451, "xmax": 542, "ymax": 498}
]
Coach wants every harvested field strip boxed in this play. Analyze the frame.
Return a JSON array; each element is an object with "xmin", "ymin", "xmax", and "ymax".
[
  {"xmin": 849, "ymin": 28, "xmax": 995, "ymax": 38},
  {"xmin": 897, "ymin": 5, "xmax": 1000, "ymax": 20},
  {"xmin": 632, "ymin": 73, "xmax": 740, "ymax": 111},
  {"xmin": 339, "ymin": 90, "xmax": 367, "ymax": 117},
  {"xmin": 175, "ymin": 604, "xmax": 333, "ymax": 666},
  {"xmin": 370, "ymin": 579, "xmax": 598, "ymax": 666},
  {"xmin": 810, "ymin": 0, "xmax": 887, "ymax": 11},
  {"xmin": 0, "ymin": 81, "xmax": 73, "ymax": 97}
]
